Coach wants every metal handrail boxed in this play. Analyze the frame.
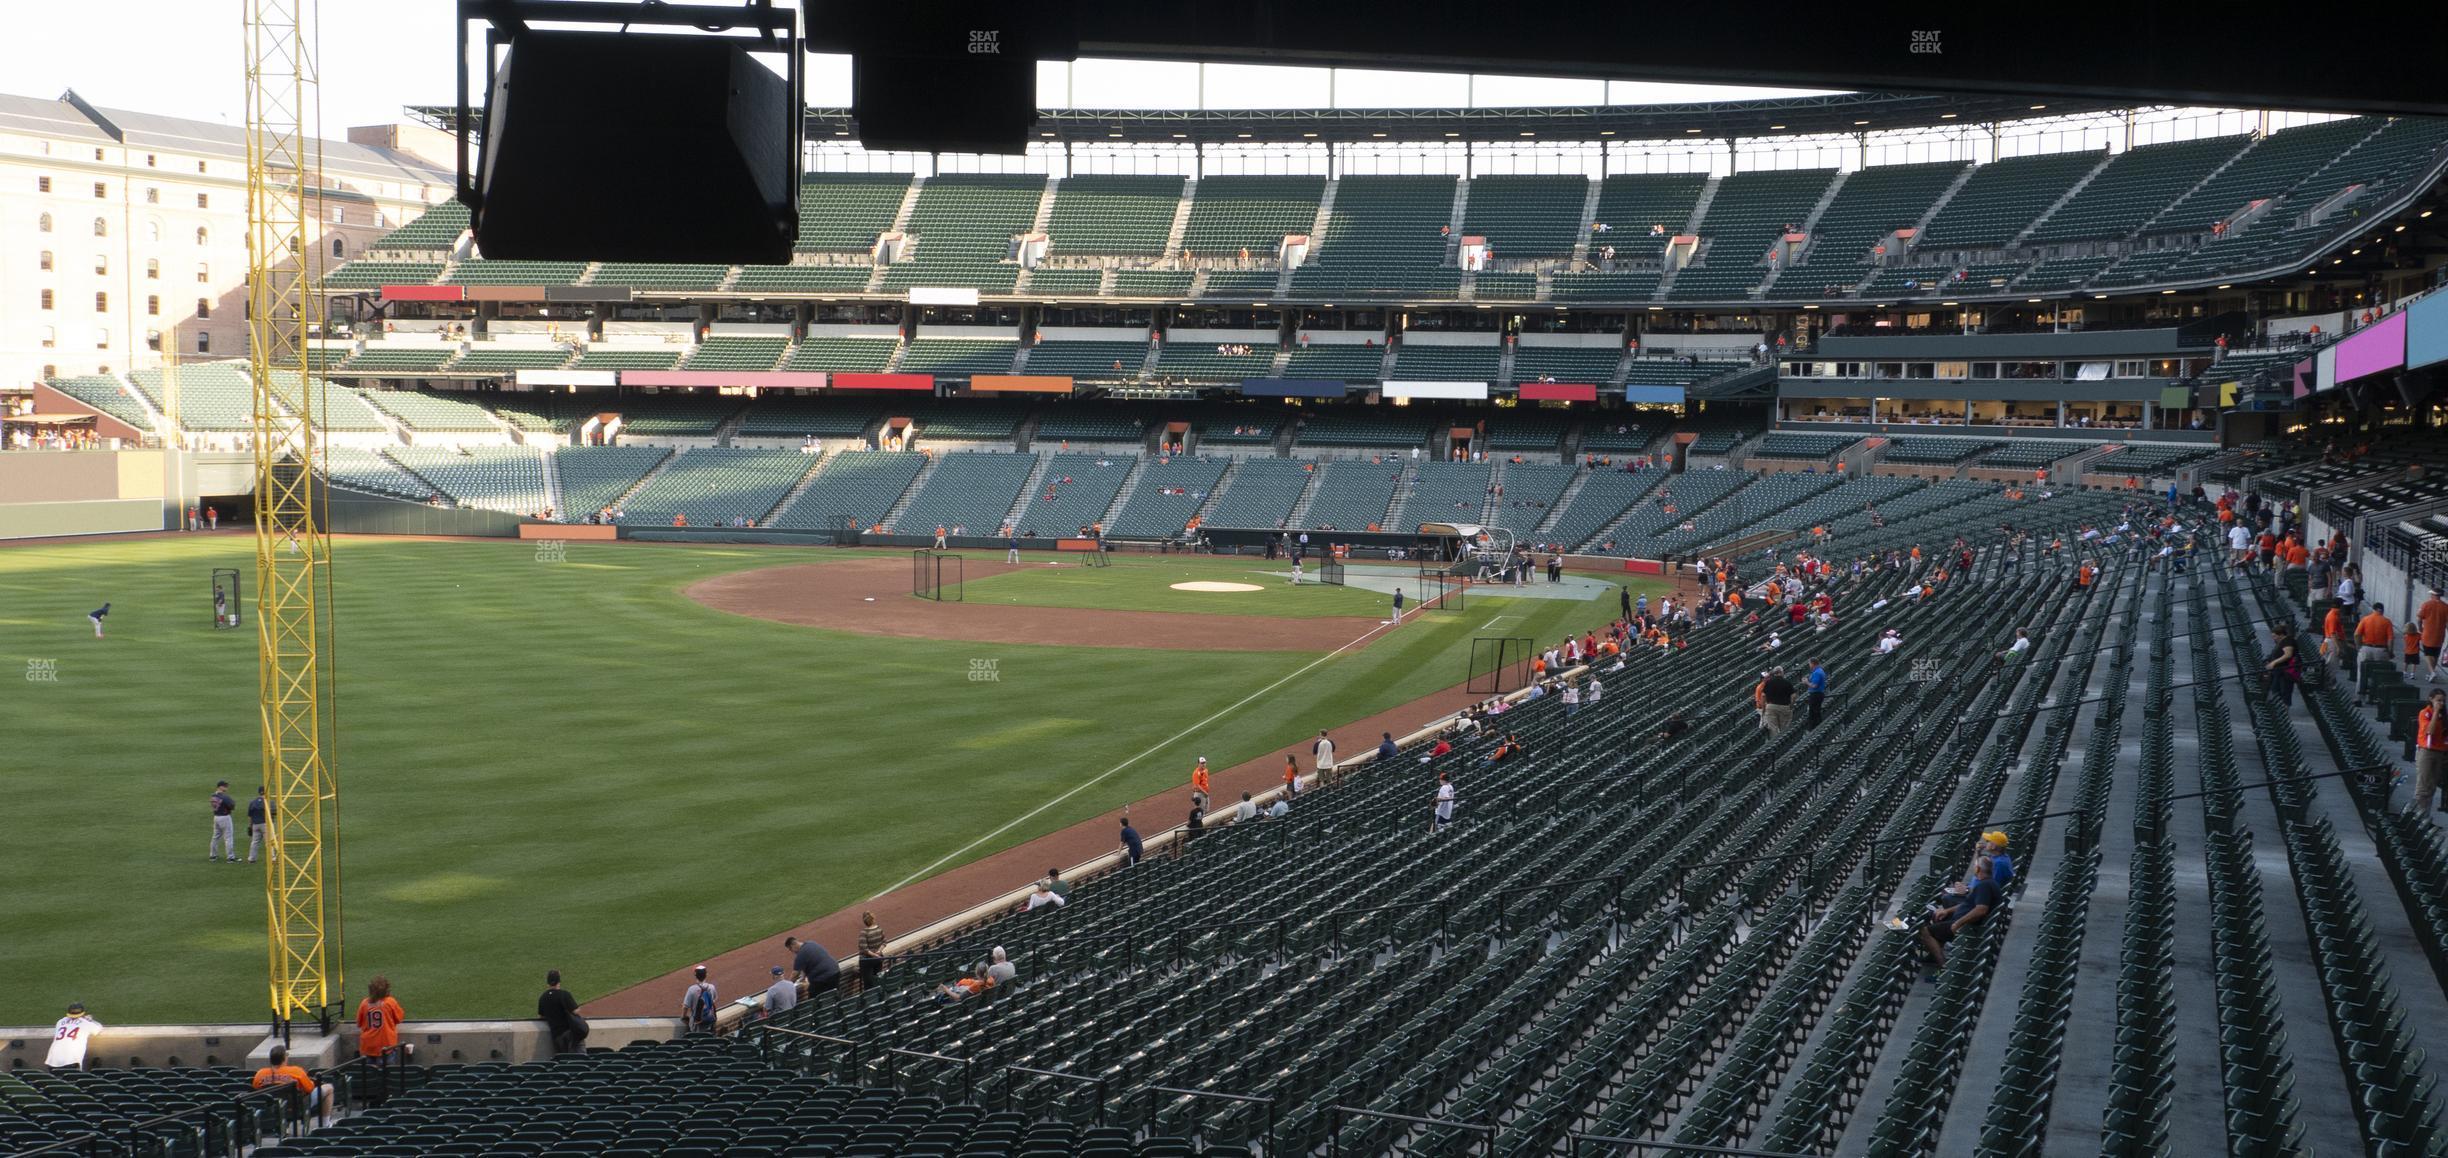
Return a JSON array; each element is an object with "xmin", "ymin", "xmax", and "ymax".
[
  {"xmin": 1001, "ymin": 1065, "xmax": 1108, "ymax": 1127},
  {"xmin": 1141, "ymin": 1084, "xmax": 1277, "ymax": 1157},
  {"xmin": 1567, "ymin": 1129, "xmax": 1820, "ymax": 1156},
  {"xmin": 882, "ymin": 1046, "xmax": 976, "ymax": 1105},
  {"xmin": 1326, "ymin": 1105, "xmax": 1496, "ymax": 1156}
]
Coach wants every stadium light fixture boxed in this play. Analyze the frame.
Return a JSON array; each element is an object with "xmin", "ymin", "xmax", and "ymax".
[
  {"xmin": 1444, "ymin": 131, "xmax": 1460, "ymax": 137},
  {"xmin": 1803, "ymin": 303, "xmax": 1819, "ymax": 309},
  {"xmin": 1522, "ymin": 131, "xmax": 1537, "ymax": 136},
  {"xmin": 2351, "ymin": 248, "xmax": 2362, "ymax": 255},
  {"xmin": 1938, "ymin": 113, "xmax": 1956, "ymax": 119},
  {"xmin": 1371, "ymin": 132, "xmax": 1388, "ymax": 137},
  {"xmin": 2094, "ymin": 293, "xmax": 2109, "ymax": 298},
  {"xmin": 2217, "ymin": 284, "xmax": 2231, "ymax": 289},
  {"xmin": 2026, "ymin": 297, "xmax": 2041, "ymax": 303},
  {"xmin": 1941, "ymin": 300, "xmax": 1957, "ymax": 306},
  {"xmin": 2160, "ymin": 289, "xmax": 2175, "ymax": 294},
  {"xmin": 2394, "ymin": 224, "xmax": 2406, "ymax": 232},
  {"xmin": 2029, "ymin": 104, "xmax": 2047, "ymax": 110},
  {"xmin": 454, "ymin": 0, "xmax": 804, "ymax": 262},
  {"xmin": 1647, "ymin": 305, "xmax": 1663, "ymax": 311},
  {"xmin": 1236, "ymin": 132, "xmax": 1251, "ymax": 138},
  {"xmin": 1685, "ymin": 128, "xmax": 1702, "ymax": 134},
  {"xmin": 1853, "ymin": 120, "xmax": 1869, "ymax": 125},
  {"xmin": 2421, "ymin": 209, "xmax": 2433, "ymax": 217},
  {"xmin": 1769, "ymin": 124, "xmax": 1786, "ymax": 130}
]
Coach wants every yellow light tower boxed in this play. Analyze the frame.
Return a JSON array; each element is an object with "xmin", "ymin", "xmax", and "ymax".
[{"xmin": 245, "ymin": 0, "xmax": 343, "ymax": 1032}]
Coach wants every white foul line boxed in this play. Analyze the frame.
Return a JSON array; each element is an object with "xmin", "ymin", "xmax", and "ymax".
[
  {"xmin": 871, "ymin": 617, "xmax": 1396, "ymax": 899},
  {"xmin": 1480, "ymin": 614, "xmax": 1518, "ymax": 628}
]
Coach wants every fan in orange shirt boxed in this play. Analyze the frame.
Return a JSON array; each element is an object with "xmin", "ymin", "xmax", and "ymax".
[
  {"xmin": 2417, "ymin": 588, "xmax": 2448, "ymax": 682},
  {"xmin": 252, "ymin": 1044, "xmax": 334, "ymax": 1125},
  {"xmin": 1189, "ymin": 757, "xmax": 1211, "ymax": 805},
  {"xmin": 357, "ymin": 975, "xmax": 404, "ymax": 1061}
]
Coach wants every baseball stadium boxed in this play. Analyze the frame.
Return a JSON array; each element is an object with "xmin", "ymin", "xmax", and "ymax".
[{"xmin": 7, "ymin": 5, "xmax": 2448, "ymax": 1156}]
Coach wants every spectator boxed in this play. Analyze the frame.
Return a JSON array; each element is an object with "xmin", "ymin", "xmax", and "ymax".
[
  {"xmin": 2264, "ymin": 622, "xmax": 2304, "ymax": 709},
  {"xmin": 252, "ymin": 1044, "xmax": 335, "ymax": 1126},
  {"xmin": 1265, "ymin": 795, "xmax": 1290, "ymax": 819},
  {"xmin": 1760, "ymin": 667, "xmax": 1797, "ymax": 735},
  {"xmin": 46, "ymin": 1001, "xmax": 102, "ymax": 1071},
  {"xmin": 680, "ymin": 966, "xmax": 718, "ymax": 1035},
  {"xmin": 1234, "ymin": 790, "xmax": 1258, "ymax": 823},
  {"xmin": 359, "ymin": 976, "xmax": 407, "ymax": 1100},
  {"xmin": 785, "ymin": 935, "xmax": 841, "ymax": 996},
  {"xmin": 1314, "ymin": 730, "xmax": 1338, "ymax": 788},
  {"xmin": 1026, "ymin": 878, "xmax": 1066, "ymax": 911},
  {"xmin": 1282, "ymin": 754, "xmax": 1301, "ymax": 796},
  {"xmin": 762, "ymin": 967, "xmax": 798, "ymax": 1016},
  {"xmin": 1119, "ymin": 816, "xmax": 1143, "ymax": 865},
  {"xmin": 1430, "ymin": 772, "xmax": 1457, "ymax": 832},
  {"xmin": 934, "ymin": 964, "xmax": 994, "ymax": 1004},
  {"xmin": 2413, "ymin": 689, "xmax": 2448, "ymax": 816},
  {"xmin": 1377, "ymin": 731, "xmax": 1398, "ymax": 762},
  {"xmin": 538, "ymin": 970, "xmax": 586, "ymax": 1054},
  {"xmin": 1999, "ymin": 629, "xmax": 2034, "ymax": 664},
  {"xmin": 1181, "ymin": 803, "xmax": 1206, "ymax": 850},
  {"xmin": 1044, "ymin": 869, "xmax": 1071, "ymax": 902},
  {"xmin": 1190, "ymin": 757, "xmax": 1211, "ymax": 809},
  {"xmin": 1805, "ymin": 660, "xmax": 1828, "ymax": 727},
  {"xmin": 2357, "ymin": 602, "xmax": 2396, "ymax": 677},
  {"xmin": 1561, "ymin": 679, "xmax": 1582, "ymax": 719},
  {"xmin": 1655, "ymin": 712, "xmax": 1692, "ymax": 743},
  {"xmin": 857, "ymin": 912, "xmax": 887, "ymax": 992},
  {"xmin": 2418, "ymin": 588, "xmax": 2448, "ymax": 683},
  {"xmin": 1917, "ymin": 855, "xmax": 1999, "ymax": 980}
]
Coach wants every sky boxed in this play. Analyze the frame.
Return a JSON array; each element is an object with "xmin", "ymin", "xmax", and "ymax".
[{"xmin": 0, "ymin": 1, "xmax": 1842, "ymax": 132}]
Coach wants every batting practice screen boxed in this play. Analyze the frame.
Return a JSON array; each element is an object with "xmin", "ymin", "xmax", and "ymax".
[{"xmin": 912, "ymin": 550, "xmax": 964, "ymax": 602}]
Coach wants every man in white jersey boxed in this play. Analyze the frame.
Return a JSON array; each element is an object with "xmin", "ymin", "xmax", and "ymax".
[{"xmin": 48, "ymin": 1002, "xmax": 102, "ymax": 1070}]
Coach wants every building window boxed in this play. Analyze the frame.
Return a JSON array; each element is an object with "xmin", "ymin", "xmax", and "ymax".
[
  {"xmin": 196, "ymin": 332, "xmax": 211, "ymax": 353},
  {"xmin": 144, "ymin": 187, "xmax": 158, "ymax": 204},
  {"xmin": 146, "ymin": 259, "xmax": 159, "ymax": 280},
  {"xmin": 146, "ymin": 295, "xmax": 160, "ymax": 316},
  {"xmin": 95, "ymin": 292, "xmax": 109, "ymax": 313},
  {"xmin": 145, "ymin": 154, "xmax": 157, "ymax": 168},
  {"xmin": 37, "ymin": 212, "xmax": 52, "ymax": 233},
  {"xmin": 38, "ymin": 250, "xmax": 52, "ymax": 271},
  {"xmin": 93, "ymin": 148, "xmax": 104, "ymax": 161},
  {"xmin": 332, "ymin": 237, "xmax": 346, "ymax": 258},
  {"xmin": 196, "ymin": 263, "xmax": 210, "ymax": 283},
  {"xmin": 40, "ymin": 326, "xmax": 56, "ymax": 349},
  {"xmin": 93, "ymin": 181, "xmax": 107, "ymax": 198},
  {"xmin": 146, "ymin": 330, "xmax": 162, "ymax": 352},
  {"xmin": 195, "ymin": 226, "xmax": 209, "ymax": 246},
  {"xmin": 146, "ymin": 221, "xmax": 160, "ymax": 243},
  {"xmin": 93, "ymin": 254, "xmax": 108, "ymax": 275},
  {"xmin": 196, "ymin": 193, "xmax": 209, "ymax": 209},
  {"xmin": 39, "ymin": 289, "xmax": 54, "ymax": 310},
  {"xmin": 196, "ymin": 161, "xmax": 207, "ymax": 174},
  {"xmin": 94, "ymin": 328, "xmax": 110, "ymax": 349},
  {"xmin": 92, "ymin": 217, "xmax": 108, "ymax": 237},
  {"xmin": 43, "ymin": 365, "xmax": 57, "ymax": 379},
  {"xmin": 37, "ymin": 175, "xmax": 51, "ymax": 192},
  {"xmin": 196, "ymin": 298, "xmax": 212, "ymax": 320}
]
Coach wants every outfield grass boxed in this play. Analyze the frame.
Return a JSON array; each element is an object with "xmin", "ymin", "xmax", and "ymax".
[{"xmin": 0, "ymin": 536, "xmax": 1662, "ymax": 1025}]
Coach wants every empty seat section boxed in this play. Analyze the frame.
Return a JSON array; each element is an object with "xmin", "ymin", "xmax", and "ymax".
[
  {"xmin": 1195, "ymin": 407, "xmax": 1286, "ymax": 448},
  {"xmin": 1389, "ymin": 342, "xmax": 1499, "ymax": 381},
  {"xmin": 1751, "ymin": 431, "xmax": 1859, "ymax": 458},
  {"xmin": 1153, "ymin": 344, "xmax": 1276, "ymax": 384},
  {"xmin": 368, "ymin": 201, "xmax": 470, "ymax": 251},
  {"xmin": 1033, "ymin": 404, "xmax": 1152, "ymax": 445},
  {"xmin": 1203, "ymin": 457, "xmax": 1313, "ymax": 528},
  {"xmin": 1025, "ymin": 339, "xmax": 1151, "ymax": 382},
  {"xmin": 552, "ymin": 445, "xmax": 671, "ymax": 517},
  {"xmin": 1669, "ymin": 168, "xmax": 1835, "ymax": 301},
  {"xmin": 782, "ymin": 337, "xmax": 900, "ymax": 373},
  {"xmin": 1405, "ymin": 460, "xmax": 1493, "ymax": 523},
  {"xmin": 1109, "ymin": 455, "xmax": 1230, "ymax": 538},
  {"xmin": 1297, "ymin": 412, "xmax": 1431, "ymax": 450},
  {"xmin": 1483, "ymin": 412, "xmax": 1571, "ymax": 452},
  {"xmin": 1767, "ymin": 160, "xmax": 1965, "ymax": 301},
  {"xmin": 324, "ymin": 260, "xmax": 444, "ymax": 288},
  {"xmin": 612, "ymin": 393, "xmax": 742, "ymax": 438},
  {"xmin": 1460, "ymin": 175, "xmax": 1591, "ymax": 258},
  {"xmin": 338, "ymin": 345, "xmax": 457, "ymax": 375},
  {"xmin": 736, "ymin": 397, "xmax": 886, "ymax": 440},
  {"xmin": 1511, "ymin": 344, "xmax": 1622, "ymax": 384},
  {"xmin": 914, "ymin": 403, "xmax": 1028, "ymax": 444},
  {"xmin": 2025, "ymin": 134, "xmax": 2249, "ymax": 243},
  {"xmin": 617, "ymin": 447, "xmax": 815, "ymax": 525},
  {"xmin": 1487, "ymin": 462, "xmax": 1578, "ymax": 538},
  {"xmin": 360, "ymin": 388, "xmax": 501, "ymax": 432},
  {"xmin": 773, "ymin": 450, "xmax": 926, "ymax": 529},
  {"xmin": 444, "ymin": 260, "xmax": 586, "ymax": 286},
  {"xmin": 1298, "ymin": 459, "xmax": 1398, "ymax": 531},
  {"xmin": 1289, "ymin": 175, "xmax": 1461, "ymax": 300},
  {"xmin": 1113, "ymin": 269, "xmax": 1195, "ymax": 297},
  {"xmin": 325, "ymin": 445, "xmax": 434, "ymax": 500},
  {"xmin": 679, "ymin": 336, "xmax": 788, "ymax": 372},
  {"xmin": 1541, "ymin": 466, "xmax": 1664, "ymax": 548},
  {"xmin": 1017, "ymin": 454, "xmax": 1137, "ymax": 535},
  {"xmin": 893, "ymin": 452, "xmax": 1038, "ymax": 533},
  {"xmin": 388, "ymin": 445, "xmax": 550, "ymax": 514},
  {"xmin": 588, "ymin": 263, "xmax": 729, "ymax": 291},
  {"xmin": 447, "ymin": 344, "xmax": 575, "ymax": 374},
  {"xmin": 731, "ymin": 263, "xmax": 876, "ymax": 293},
  {"xmin": 1587, "ymin": 172, "xmax": 1708, "ymax": 261},
  {"xmin": 796, "ymin": 172, "xmax": 912, "ymax": 252},
  {"xmin": 900, "ymin": 339, "xmax": 1019, "ymax": 378},
  {"xmin": 1915, "ymin": 150, "xmax": 2103, "ymax": 249},
  {"xmin": 880, "ymin": 174, "xmax": 1043, "ymax": 292},
  {"xmin": 569, "ymin": 346, "xmax": 683, "ymax": 372},
  {"xmin": 1047, "ymin": 175, "xmax": 1185, "ymax": 256},
  {"xmin": 1283, "ymin": 343, "xmax": 1386, "ymax": 381},
  {"xmin": 1179, "ymin": 176, "xmax": 1326, "ymax": 260},
  {"xmin": 44, "ymin": 373, "xmax": 157, "ymax": 431},
  {"xmin": 1881, "ymin": 436, "xmax": 2004, "ymax": 465}
]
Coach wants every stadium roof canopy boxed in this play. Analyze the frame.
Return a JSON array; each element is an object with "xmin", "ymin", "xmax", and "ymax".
[{"xmin": 411, "ymin": 91, "xmax": 2130, "ymax": 147}]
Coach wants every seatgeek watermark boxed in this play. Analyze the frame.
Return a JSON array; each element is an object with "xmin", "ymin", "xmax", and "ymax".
[
  {"xmin": 968, "ymin": 658, "xmax": 1001, "ymax": 683},
  {"xmin": 26, "ymin": 658, "xmax": 59, "ymax": 683},
  {"xmin": 534, "ymin": 539, "xmax": 567, "ymax": 564}
]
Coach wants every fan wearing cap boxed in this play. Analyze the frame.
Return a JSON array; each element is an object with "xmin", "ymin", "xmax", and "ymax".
[
  {"xmin": 46, "ymin": 1002, "xmax": 102, "ymax": 1070},
  {"xmin": 252, "ymin": 1043, "xmax": 335, "ymax": 1125},
  {"xmin": 1189, "ymin": 757, "xmax": 1211, "ymax": 810},
  {"xmin": 680, "ymin": 965, "xmax": 718, "ymax": 1034},
  {"xmin": 762, "ymin": 967, "xmax": 798, "ymax": 1017}
]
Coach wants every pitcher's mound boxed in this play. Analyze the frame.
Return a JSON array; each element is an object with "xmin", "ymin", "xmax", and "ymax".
[{"xmin": 1170, "ymin": 581, "xmax": 1266, "ymax": 593}]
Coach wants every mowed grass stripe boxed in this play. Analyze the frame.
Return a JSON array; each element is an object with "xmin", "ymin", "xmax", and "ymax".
[{"xmin": 0, "ymin": 536, "xmax": 1657, "ymax": 1023}]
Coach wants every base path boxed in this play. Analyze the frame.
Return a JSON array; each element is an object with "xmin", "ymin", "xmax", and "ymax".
[
  {"xmin": 583, "ymin": 673, "xmax": 1489, "ymax": 1017},
  {"xmin": 684, "ymin": 556, "xmax": 1389, "ymax": 652}
]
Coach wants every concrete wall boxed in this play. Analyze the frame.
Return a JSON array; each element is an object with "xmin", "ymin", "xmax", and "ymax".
[{"xmin": 0, "ymin": 1018, "xmax": 683, "ymax": 1072}]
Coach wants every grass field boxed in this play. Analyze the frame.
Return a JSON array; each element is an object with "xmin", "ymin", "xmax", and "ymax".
[{"xmin": 0, "ymin": 536, "xmax": 1661, "ymax": 1025}]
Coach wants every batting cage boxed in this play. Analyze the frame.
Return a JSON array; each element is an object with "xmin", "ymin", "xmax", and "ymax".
[
  {"xmin": 1316, "ymin": 550, "xmax": 1346, "ymax": 587},
  {"xmin": 1467, "ymin": 636, "xmax": 1535, "ymax": 694},
  {"xmin": 912, "ymin": 550, "xmax": 964, "ymax": 602},
  {"xmin": 1416, "ymin": 567, "xmax": 1467, "ymax": 613},
  {"xmin": 210, "ymin": 567, "xmax": 243, "ymax": 630}
]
